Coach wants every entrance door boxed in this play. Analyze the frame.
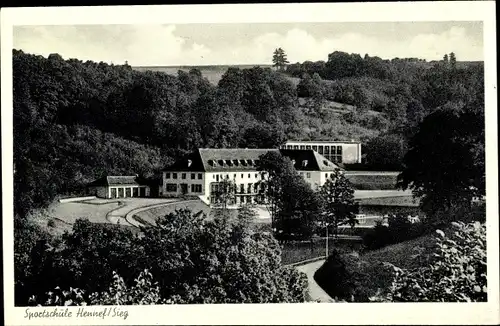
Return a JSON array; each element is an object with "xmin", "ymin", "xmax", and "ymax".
[
  {"xmin": 125, "ymin": 188, "xmax": 131, "ymax": 198},
  {"xmin": 180, "ymin": 184, "xmax": 188, "ymax": 195},
  {"xmin": 110, "ymin": 188, "xmax": 117, "ymax": 199},
  {"xmin": 118, "ymin": 188, "xmax": 124, "ymax": 198}
]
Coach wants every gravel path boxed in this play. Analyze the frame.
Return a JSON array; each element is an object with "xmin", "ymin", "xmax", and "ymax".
[{"xmin": 295, "ymin": 259, "xmax": 334, "ymax": 303}]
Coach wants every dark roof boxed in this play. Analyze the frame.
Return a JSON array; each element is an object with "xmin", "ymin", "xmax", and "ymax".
[
  {"xmin": 88, "ymin": 175, "xmax": 149, "ymax": 187},
  {"xmin": 163, "ymin": 148, "xmax": 341, "ymax": 172},
  {"xmin": 280, "ymin": 149, "xmax": 342, "ymax": 171}
]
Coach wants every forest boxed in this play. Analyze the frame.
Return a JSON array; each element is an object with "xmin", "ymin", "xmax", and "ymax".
[{"xmin": 13, "ymin": 49, "xmax": 484, "ymax": 218}]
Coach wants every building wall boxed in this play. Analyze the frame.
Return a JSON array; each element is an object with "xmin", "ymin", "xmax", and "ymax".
[
  {"xmin": 162, "ymin": 171, "xmax": 206, "ymax": 198},
  {"xmin": 281, "ymin": 141, "xmax": 362, "ymax": 164},
  {"xmin": 107, "ymin": 185, "xmax": 150, "ymax": 198},
  {"xmin": 96, "ymin": 186, "xmax": 108, "ymax": 198}
]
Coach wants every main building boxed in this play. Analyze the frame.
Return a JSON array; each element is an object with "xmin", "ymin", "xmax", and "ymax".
[{"xmin": 161, "ymin": 148, "xmax": 341, "ymax": 206}]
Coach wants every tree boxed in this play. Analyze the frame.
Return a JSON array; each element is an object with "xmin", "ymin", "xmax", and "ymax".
[
  {"xmin": 383, "ymin": 222, "xmax": 486, "ymax": 302},
  {"xmin": 443, "ymin": 54, "xmax": 449, "ymax": 64},
  {"xmin": 256, "ymin": 151, "xmax": 323, "ymax": 240},
  {"xmin": 138, "ymin": 208, "xmax": 308, "ymax": 303},
  {"xmin": 272, "ymin": 48, "xmax": 290, "ymax": 72},
  {"xmin": 320, "ymin": 169, "xmax": 359, "ymax": 242},
  {"xmin": 212, "ymin": 177, "xmax": 236, "ymax": 211},
  {"xmin": 449, "ymin": 52, "xmax": 457, "ymax": 69},
  {"xmin": 397, "ymin": 108, "xmax": 485, "ymax": 222},
  {"xmin": 365, "ymin": 133, "xmax": 407, "ymax": 170}
]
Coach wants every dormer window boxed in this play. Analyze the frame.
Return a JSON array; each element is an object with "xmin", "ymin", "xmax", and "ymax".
[
  {"xmin": 218, "ymin": 159, "xmax": 225, "ymax": 166},
  {"xmin": 246, "ymin": 159, "xmax": 253, "ymax": 165},
  {"xmin": 208, "ymin": 160, "xmax": 215, "ymax": 166},
  {"xmin": 187, "ymin": 159, "xmax": 192, "ymax": 167},
  {"xmin": 226, "ymin": 159, "xmax": 233, "ymax": 166},
  {"xmin": 233, "ymin": 160, "xmax": 239, "ymax": 166},
  {"xmin": 291, "ymin": 159, "xmax": 296, "ymax": 166},
  {"xmin": 240, "ymin": 159, "xmax": 247, "ymax": 166},
  {"xmin": 323, "ymin": 160, "xmax": 329, "ymax": 166},
  {"xmin": 302, "ymin": 160, "xmax": 308, "ymax": 167}
]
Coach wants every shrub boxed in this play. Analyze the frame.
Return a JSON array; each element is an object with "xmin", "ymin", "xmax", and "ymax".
[
  {"xmin": 28, "ymin": 269, "xmax": 170, "ymax": 306},
  {"xmin": 379, "ymin": 221, "xmax": 487, "ymax": 302},
  {"xmin": 362, "ymin": 215, "xmax": 430, "ymax": 251}
]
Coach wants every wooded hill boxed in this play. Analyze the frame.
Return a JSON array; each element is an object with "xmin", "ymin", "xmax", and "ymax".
[{"xmin": 13, "ymin": 49, "xmax": 484, "ymax": 217}]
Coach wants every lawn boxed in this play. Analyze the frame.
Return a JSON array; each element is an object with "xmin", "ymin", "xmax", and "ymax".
[
  {"xmin": 346, "ymin": 173, "xmax": 399, "ymax": 190},
  {"xmin": 47, "ymin": 201, "xmax": 121, "ymax": 224},
  {"xmin": 360, "ymin": 232, "xmax": 438, "ymax": 270},
  {"xmin": 281, "ymin": 238, "xmax": 363, "ymax": 266}
]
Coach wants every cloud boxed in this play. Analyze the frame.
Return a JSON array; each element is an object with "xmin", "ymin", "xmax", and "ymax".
[{"xmin": 13, "ymin": 24, "xmax": 483, "ymax": 66}]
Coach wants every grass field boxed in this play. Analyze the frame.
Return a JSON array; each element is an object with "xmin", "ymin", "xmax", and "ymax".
[
  {"xmin": 281, "ymin": 238, "xmax": 363, "ymax": 266},
  {"xmin": 346, "ymin": 173, "xmax": 399, "ymax": 190}
]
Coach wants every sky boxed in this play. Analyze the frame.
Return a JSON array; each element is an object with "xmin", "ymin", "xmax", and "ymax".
[{"xmin": 13, "ymin": 22, "xmax": 483, "ymax": 66}]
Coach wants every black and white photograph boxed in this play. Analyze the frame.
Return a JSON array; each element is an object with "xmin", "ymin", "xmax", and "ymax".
[{"xmin": 2, "ymin": 2, "xmax": 499, "ymax": 325}]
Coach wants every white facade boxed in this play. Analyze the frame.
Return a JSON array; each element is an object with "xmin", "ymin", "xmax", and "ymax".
[
  {"xmin": 162, "ymin": 169, "xmax": 338, "ymax": 206},
  {"xmin": 89, "ymin": 185, "xmax": 150, "ymax": 199},
  {"xmin": 281, "ymin": 141, "xmax": 362, "ymax": 164}
]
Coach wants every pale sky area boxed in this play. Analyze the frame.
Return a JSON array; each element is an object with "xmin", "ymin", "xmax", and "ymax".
[{"xmin": 13, "ymin": 22, "xmax": 483, "ymax": 66}]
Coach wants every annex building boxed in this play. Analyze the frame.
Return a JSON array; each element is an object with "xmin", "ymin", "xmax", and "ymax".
[
  {"xmin": 161, "ymin": 148, "xmax": 342, "ymax": 206},
  {"xmin": 87, "ymin": 175, "xmax": 151, "ymax": 199},
  {"xmin": 279, "ymin": 140, "xmax": 362, "ymax": 164}
]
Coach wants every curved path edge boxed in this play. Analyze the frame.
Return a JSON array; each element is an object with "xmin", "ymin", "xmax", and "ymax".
[{"xmin": 124, "ymin": 199, "xmax": 203, "ymax": 227}]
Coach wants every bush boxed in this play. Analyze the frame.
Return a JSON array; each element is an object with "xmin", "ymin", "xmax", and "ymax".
[
  {"xmin": 362, "ymin": 215, "xmax": 430, "ymax": 251},
  {"xmin": 28, "ymin": 269, "xmax": 170, "ymax": 306},
  {"xmin": 379, "ymin": 221, "xmax": 487, "ymax": 302},
  {"xmin": 313, "ymin": 250, "xmax": 395, "ymax": 302}
]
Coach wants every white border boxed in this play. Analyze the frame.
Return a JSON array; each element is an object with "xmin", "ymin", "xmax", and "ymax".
[{"xmin": 2, "ymin": 2, "xmax": 498, "ymax": 325}]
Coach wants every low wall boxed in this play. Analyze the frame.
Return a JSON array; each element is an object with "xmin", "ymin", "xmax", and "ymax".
[{"xmin": 59, "ymin": 196, "xmax": 96, "ymax": 203}]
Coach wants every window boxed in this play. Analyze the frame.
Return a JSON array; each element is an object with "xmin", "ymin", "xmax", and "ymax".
[
  {"xmin": 182, "ymin": 173, "xmax": 186, "ymax": 179},
  {"xmin": 241, "ymin": 173, "xmax": 244, "ymax": 179},
  {"xmin": 312, "ymin": 145, "xmax": 318, "ymax": 151},
  {"xmin": 255, "ymin": 173, "xmax": 258, "ymax": 178},
  {"xmin": 166, "ymin": 184, "xmax": 177, "ymax": 192},
  {"xmin": 216, "ymin": 175, "xmax": 220, "ymax": 182},
  {"xmin": 248, "ymin": 173, "xmax": 251, "ymax": 178},
  {"xmin": 287, "ymin": 145, "xmax": 293, "ymax": 149},
  {"xmin": 191, "ymin": 184, "xmax": 202, "ymax": 193},
  {"xmin": 173, "ymin": 173, "xmax": 178, "ymax": 179},
  {"xmin": 306, "ymin": 172, "xmax": 311, "ymax": 178},
  {"xmin": 198, "ymin": 173, "xmax": 202, "ymax": 180},
  {"xmin": 325, "ymin": 146, "xmax": 330, "ymax": 154},
  {"xmin": 300, "ymin": 172, "xmax": 304, "ymax": 177},
  {"xmin": 300, "ymin": 145, "xmax": 305, "ymax": 150},
  {"xmin": 191, "ymin": 173, "xmax": 195, "ymax": 180},
  {"xmin": 293, "ymin": 145, "xmax": 299, "ymax": 149},
  {"xmin": 240, "ymin": 184, "xmax": 245, "ymax": 193},
  {"xmin": 318, "ymin": 146, "xmax": 324, "ymax": 154},
  {"xmin": 165, "ymin": 173, "xmax": 171, "ymax": 179},
  {"xmin": 306, "ymin": 145, "xmax": 311, "ymax": 149},
  {"xmin": 248, "ymin": 183, "xmax": 253, "ymax": 193},
  {"xmin": 234, "ymin": 174, "xmax": 237, "ymax": 179}
]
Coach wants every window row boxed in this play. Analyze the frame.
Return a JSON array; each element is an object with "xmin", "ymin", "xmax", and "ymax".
[
  {"xmin": 210, "ymin": 182, "xmax": 263, "ymax": 194},
  {"xmin": 208, "ymin": 159, "xmax": 260, "ymax": 167},
  {"xmin": 299, "ymin": 172, "xmax": 312, "ymax": 178},
  {"xmin": 283, "ymin": 144, "xmax": 343, "ymax": 155},
  {"xmin": 213, "ymin": 172, "xmax": 264, "ymax": 182},
  {"xmin": 165, "ymin": 183, "xmax": 203, "ymax": 193},
  {"xmin": 165, "ymin": 172, "xmax": 203, "ymax": 180}
]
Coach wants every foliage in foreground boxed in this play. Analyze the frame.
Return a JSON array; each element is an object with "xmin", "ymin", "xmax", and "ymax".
[
  {"xmin": 382, "ymin": 221, "xmax": 487, "ymax": 302},
  {"xmin": 315, "ymin": 221, "xmax": 487, "ymax": 302},
  {"xmin": 29, "ymin": 269, "xmax": 168, "ymax": 306},
  {"xmin": 19, "ymin": 208, "xmax": 308, "ymax": 305}
]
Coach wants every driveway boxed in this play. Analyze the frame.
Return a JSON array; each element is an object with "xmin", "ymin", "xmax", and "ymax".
[
  {"xmin": 103, "ymin": 198, "xmax": 179, "ymax": 226},
  {"xmin": 295, "ymin": 259, "xmax": 334, "ymax": 303}
]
